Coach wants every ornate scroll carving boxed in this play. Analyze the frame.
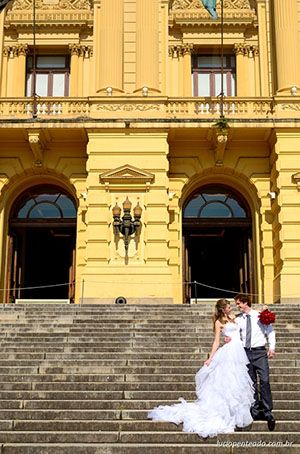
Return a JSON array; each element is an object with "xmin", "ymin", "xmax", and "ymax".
[
  {"xmin": 171, "ymin": 0, "xmax": 251, "ymax": 10},
  {"xmin": 12, "ymin": 0, "xmax": 92, "ymax": 10},
  {"xmin": 96, "ymin": 104, "xmax": 161, "ymax": 112},
  {"xmin": 69, "ymin": 44, "xmax": 93, "ymax": 58},
  {"xmin": 281, "ymin": 104, "xmax": 300, "ymax": 112},
  {"xmin": 234, "ymin": 43, "xmax": 259, "ymax": 57},
  {"xmin": 3, "ymin": 44, "xmax": 28, "ymax": 58},
  {"xmin": 169, "ymin": 44, "xmax": 193, "ymax": 58}
]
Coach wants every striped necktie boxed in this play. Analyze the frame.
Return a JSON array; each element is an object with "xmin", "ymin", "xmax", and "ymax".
[{"xmin": 245, "ymin": 314, "xmax": 251, "ymax": 349}]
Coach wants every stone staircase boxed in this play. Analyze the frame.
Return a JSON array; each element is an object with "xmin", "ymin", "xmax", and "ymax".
[{"xmin": 0, "ymin": 303, "xmax": 299, "ymax": 453}]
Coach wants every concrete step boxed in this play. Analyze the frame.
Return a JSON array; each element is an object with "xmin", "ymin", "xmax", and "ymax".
[
  {"xmin": 121, "ymin": 409, "xmax": 300, "ymax": 420},
  {"xmin": 9, "ymin": 419, "xmax": 300, "ymax": 432},
  {"xmin": 0, "ymin": 303, "xmax": 299, "ymax": 451},
  {"xmin": 0, "ymin": 399, "xmax": 297, "ymax": 411},
  {"xmin": 1, "ymin": 381, "xmax": 300, "ymax": 392},
  {"xmin": 1, "ymin": 445, "xmax": 300, "ymax": 454}
]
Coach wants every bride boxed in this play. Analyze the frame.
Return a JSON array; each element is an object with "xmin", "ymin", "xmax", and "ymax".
[{"xmin": 148, "ymin": 299, "xmax": 255, "ymax": 438}]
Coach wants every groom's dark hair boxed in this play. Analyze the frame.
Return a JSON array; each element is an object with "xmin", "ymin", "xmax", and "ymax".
[{"xmin": 234, "ymin": 294, "xmax": 252, "ymax": 307}]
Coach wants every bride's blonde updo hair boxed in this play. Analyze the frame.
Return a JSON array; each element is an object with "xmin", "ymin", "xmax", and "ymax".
[{"xmin": 212, "ymin": 298, "xmax": 232, "ymax": 330}]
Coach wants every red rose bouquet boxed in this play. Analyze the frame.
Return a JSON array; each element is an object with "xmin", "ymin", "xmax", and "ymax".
[{"xmin": 259, "ymin": 309, "xmax": 276, "ymax": 325}]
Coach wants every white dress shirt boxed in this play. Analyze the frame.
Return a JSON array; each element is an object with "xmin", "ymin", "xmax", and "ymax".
[{"xmin": 235, "ymin": 309, "xmax": 276, "ymax": 351}]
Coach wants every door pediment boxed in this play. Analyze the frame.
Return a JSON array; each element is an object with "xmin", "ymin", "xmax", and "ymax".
[{"xmin": 99, "ymin": 165, "xmax": 155, "ymax": 191}]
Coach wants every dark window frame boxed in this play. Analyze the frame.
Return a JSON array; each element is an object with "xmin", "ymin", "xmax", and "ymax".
[
  {"xmin": 26, "ymin": 55, "xmax": 70, "ymax": 97},
  {"xmin": 192, "ymin": 55, "xmax": 236, "ymax": 97}
]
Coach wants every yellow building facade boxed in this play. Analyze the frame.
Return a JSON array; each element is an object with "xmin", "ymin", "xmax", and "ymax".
[{"xmin": 0, "ymin": 0, "xmax": 300, "ymax": 304}]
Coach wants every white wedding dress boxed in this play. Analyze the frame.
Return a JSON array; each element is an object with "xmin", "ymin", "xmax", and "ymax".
[{"xmin": 148, "ymin": 322, "xmax": 255, "ymax": 438}]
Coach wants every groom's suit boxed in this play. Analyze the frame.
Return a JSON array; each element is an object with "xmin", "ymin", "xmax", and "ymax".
[{"xmin": 235, "ymin": 309, "xmax": 276, "ymax": 419}]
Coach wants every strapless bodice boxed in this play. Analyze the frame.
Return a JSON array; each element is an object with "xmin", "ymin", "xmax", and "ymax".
[{"xmin": 222, "ymin": 322, "xmax": 241, "ymax": 341}]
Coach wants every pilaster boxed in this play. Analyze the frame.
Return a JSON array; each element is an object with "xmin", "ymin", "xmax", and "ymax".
[
  {"xmin": 136, "ymin": 0, "xmax": 159, "ymax": 93},
  {"xmin": 273, "ymin": 0, "xmax": 300, "ymax": 94},
  {"xmin": 83, "ymin": 131, "xmax": 173, "ymax": 303},
  {"xmin": 69, "ymin": 45, "xmax": 93, "ymax": 97},
  {"xmin": 256, "ymin": 0, "xmax": 270, "ymax": 96},
  {"xmin": 270, "ymin": 130, "xmax": 300, "ymax": 303},
  {"xmin": 97, "ymin": 0, "xmax": 124, "ymax": 94},
  {"xmin": 0, "ymin": 8, "xmax": 6, "ymax": 97},
  {"xmin": 1, "ymin": 47, "xmax": 9, "ymax": 97},
  {"xmin": 234, "ymin": 44, "xmax": 258, "ymax": 97}
]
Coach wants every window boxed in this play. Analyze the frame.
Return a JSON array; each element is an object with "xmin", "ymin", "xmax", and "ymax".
[
  {"xmin": 192, "ymin": 55, "xmax": 236, "ymax": 97},
  {"xmin": 184, "ymin": 186, "xmax": 248, "ymax": 218},
  {"xmin": 12, "ymin": 187, "xmax": 76, "ymax": 220},
  {"xmin": 26, "ymin": 55, "xmax": 70, "ymax": 97}
]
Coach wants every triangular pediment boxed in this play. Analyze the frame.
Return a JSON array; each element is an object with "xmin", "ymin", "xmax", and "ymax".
[{"xmin": 100, "ymin": 165, "xmax": 155, "ymax": 184}]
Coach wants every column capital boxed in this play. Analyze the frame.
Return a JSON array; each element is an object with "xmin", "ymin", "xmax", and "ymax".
[
  {"xmin": 69, "ymin": 44, "xmax": 81, "ymax": 56},
  {"xmin": 168, "ymin": 45, "xmax": 183, "ymax": 58},
  {"xmin": 182, "ymin": 43, "xmax": 193, "ymax": 56},
  {"xmin": 233, "ymin": 43, "xmax": 247, "ymax": 56},
  {"xmin": 16, "ymin": 44, "xmax": 29, "ymax": 56}
]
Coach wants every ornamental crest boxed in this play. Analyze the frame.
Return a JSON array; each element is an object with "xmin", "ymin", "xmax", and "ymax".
[
  {"xmin": 171, "ymin": 0, "xmax": 251, "ymax": 9},
  {"xmin": 12, "ymin": 0, "xmax": 92, "ymax": 10}
]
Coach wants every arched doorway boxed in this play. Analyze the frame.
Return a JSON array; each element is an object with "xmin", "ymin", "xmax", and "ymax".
[
  {"xmin": 6, "ymin": 185, "xmax": 77, "ymax": 302},
  {"xmin": 183, "ymin": 185, "xmax": 254, "ymax": 302}
]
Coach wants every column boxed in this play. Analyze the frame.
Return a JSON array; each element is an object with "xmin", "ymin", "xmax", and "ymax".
[
  {"xmin": 234, "ymin": 44, "xmax": 247, "ymax": 97},
  {"xmin": 77, "ymin": 47, "xmax": 84, "ymax": 97},
  {"xmin": 6, "ymin": 46, "xmax": 17, "ymax": 97},
  {"xmin": 182, "ymin": 44, "xmax": 193, "ymax": 97},
  {"xmin": 1, "ymin": 47, "xmax": 9, "ymax": 97},
  {"xmin": 253, "ymin": 46, "xmax": 260, "ymax": 97},
  {"xmin": 83, "ymin": 46, "xmax": 93, "ymax": 97},
  {"xmin": 97, "ymin": 0, "xmax": 124, "ymax": 93},
  {"xmin": 273, "ymin": 0, "xmax": 300, "ymax": 94},
  {"xmin": 69, "ymin": 45, "xmax": 79, "ymax": 97},
  {"xmin": 168, "ymin": 45, "xmax": 180, "ymax": 97},
  {"xmin": 246, "ymin": 45, "xmax": 256, "ymax": 97},
  {"xmin": 15, "ymin": 44, "xmax": 28, "ymax": 97},
  {"xmin": 136, "ymin": 0, "xmax": 159, "ymax": 93}
]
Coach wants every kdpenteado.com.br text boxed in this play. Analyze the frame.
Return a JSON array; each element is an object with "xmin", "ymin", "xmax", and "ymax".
[{"xmin": 217, "ymin": 440, "xmax": 294, "ymax": 448}]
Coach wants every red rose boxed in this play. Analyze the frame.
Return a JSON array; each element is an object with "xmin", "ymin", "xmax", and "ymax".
[{"xmin": 258, "ymin": 309, "xmax": 276, "ymax": 325}]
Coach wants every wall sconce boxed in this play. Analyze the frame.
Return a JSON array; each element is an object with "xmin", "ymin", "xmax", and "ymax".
[
  {"xmin": 106, "ymin": 86, "xmax": 113, "ymax": 96},
  {"xmin": 112, "ymin": 197, "xmax": 142, "ymax": 260},
  {"xmin": 142, "ymin": 86, "xmax": 148, "ymax": 97}
]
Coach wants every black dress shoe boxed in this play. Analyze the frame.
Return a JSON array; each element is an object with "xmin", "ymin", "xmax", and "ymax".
[{"xmin": 266, "ymin": 414, "xmax": 276, "ymax": 431}]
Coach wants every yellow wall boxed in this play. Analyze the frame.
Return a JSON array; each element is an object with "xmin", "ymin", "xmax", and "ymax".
[{"xmin": 0, "ymin": 0, "xmax": 300, "ymax": 304}]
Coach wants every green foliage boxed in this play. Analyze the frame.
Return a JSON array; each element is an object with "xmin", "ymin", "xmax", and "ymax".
[{"xmin": 212, "ymin": 117, "xmax": 230, "ymax": 131}]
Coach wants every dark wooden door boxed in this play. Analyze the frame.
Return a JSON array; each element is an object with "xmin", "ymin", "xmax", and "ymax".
[{"xmin": 182, "ymin": 234, "xmax": 191, "ymax": 303}]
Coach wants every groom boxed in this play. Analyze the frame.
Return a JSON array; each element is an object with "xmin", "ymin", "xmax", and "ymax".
[{"xmin": 226, "ymin": 294, "xmax": 276, "ymax": 431}]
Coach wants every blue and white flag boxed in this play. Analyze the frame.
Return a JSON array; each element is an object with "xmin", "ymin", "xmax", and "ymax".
[{"xmin": 201, "ymin": 0, "xmax": 218, "ymax": 19}]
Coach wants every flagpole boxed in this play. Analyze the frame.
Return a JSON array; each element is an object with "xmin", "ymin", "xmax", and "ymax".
[
  {"xmin": 32, "ymin": 0, "xmax": 37, "ymax": 118},
  {"xmin": 220, "ymin": 0, "xmax": 224, "ymax": 118}
]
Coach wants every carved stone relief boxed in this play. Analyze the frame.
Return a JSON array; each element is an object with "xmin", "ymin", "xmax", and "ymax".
[
  {"xmin": 11, "ymin": 0, "xmax": 92, "ymax": 10},
  {"xmin": 171, "ymin": 0, "xmax": 251, "ymax": 9}
]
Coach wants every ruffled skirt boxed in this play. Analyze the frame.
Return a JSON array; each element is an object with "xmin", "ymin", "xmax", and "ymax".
[{"xmin": 148, "ymin": 339, "xmax": 255, "ymax": 438}]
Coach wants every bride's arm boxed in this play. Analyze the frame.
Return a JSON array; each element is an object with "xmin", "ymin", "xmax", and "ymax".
[
  {"xmin": 204, "ymin": 321, "xmax": 222, "ymax": 366},
  {"xmin": 254, "ymin": 305, "xmax": 268, "ymax": 311}
]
